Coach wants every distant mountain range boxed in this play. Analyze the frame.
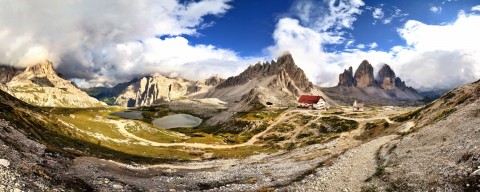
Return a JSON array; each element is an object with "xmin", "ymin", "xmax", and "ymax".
[
  {"xmin": 322, "ymin": 60, "xmax": 424, "ymax": 106},
  {"xmin": 0, "ymin": 54, "xmax": 432, "ymax": 109}
]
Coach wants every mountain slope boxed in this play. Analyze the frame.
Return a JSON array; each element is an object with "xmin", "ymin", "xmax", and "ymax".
[
  {"xmin": 200, "ymin": 53, "xmax": 327, "ymax": 107},
  {"xmin": 115, "ymin": 74, "xmax": 197, "ymax": 107},
  {"xmin": 370, "ymin": 79, "xmax": 480, "ymax": 191},
  {"xmin": 324, "ymin": 61, "xmax": 423, "ymax": 106},
  {"xmin": 5, "ymin": 61, "xmax": 104, "ymax": 108},
  {"xmin": 83, "ymin": 78, "xmax": 139, "ymax": 105}
]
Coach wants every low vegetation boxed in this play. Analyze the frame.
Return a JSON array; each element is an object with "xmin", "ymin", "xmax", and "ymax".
[{"xmin": 318, "ymin": 116, "xmax": 359, "ymax": 133}]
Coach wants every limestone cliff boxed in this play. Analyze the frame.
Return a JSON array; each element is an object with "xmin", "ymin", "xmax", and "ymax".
[
  {"xmin": 338, "ymin": 66, "xmax": 355, "ymax": 87},
  {"xmin": 6, "ymin": 60, "xmax": 104, "ymax": 108},
  {"xmin": 201, "ymin": 52, "xmax": 328, "ymax": 109},
  {"xmin": 328, "ymin": 60, "xmax": 424, "ymax": 105},
  {"xmin": 377, "ymin": 64, "xmax": 396, "ymax": 90},
  {"xmin": 115, "ymin": 74, "xmax": 196, "ymax": 107},
  {"xmin": 353, "ymin": 60, "xmax": 375, "ymax": 87}
]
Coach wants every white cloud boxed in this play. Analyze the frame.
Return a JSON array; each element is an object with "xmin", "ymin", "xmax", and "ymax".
[
  {"xmin": 356, "ymin": 44, "xmax": 366, "ymax": 49},
  {"xmin": 269, "ymin": 6, "xmax": 480, "ymax": 90},
  {"xmin": 368, "ymin": 42, "xmax": 378, "ymax": 49},
  {"xmin": 472, "ymin": 5, "xmax": 480, "ymax": 12},
  {"xmin": 290, "ymin": 0, "xmax": 365, "ymax": 44},
  {"xmin": 430, "ymin": 6, "xmax": 442, "ymax": 13},
  {"xmin": 371, "ymin": 5, "xmax": 408, "ymax": 25},
  {"xmin": 268, "ymin": 0, "xmax": 366, "ymax": 86},
  {"xmin": 0, "ymin": 0, "xmax": 241, "ymax": 86},
  {"xmin": 373, "ymin": 8, "xmax": 384, "ymax": 19}
]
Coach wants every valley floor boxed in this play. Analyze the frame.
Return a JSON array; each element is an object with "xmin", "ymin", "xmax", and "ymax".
[{"xmin": 1, "ymin": 102, "xmax": 442, "ymax": 191}]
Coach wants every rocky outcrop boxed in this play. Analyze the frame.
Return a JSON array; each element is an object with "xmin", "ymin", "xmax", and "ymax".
[
  {"xmin": 377, "ymin": 64, "xmax": 396, "ymax": 90},
  {"xmin": 115, "ymin": 74, "xmax": 195, "ymax": 107},
  {"xmin": 5, "ymin": 60, "xmax": 104, "ymax": 108},
  {"xmin": 353, "ymin": 60, "xmax": 375, "ymax": 87},
  {"xmin": 330, "ymin": 60, "xmax": 424, "ymax": 105},
  {"xmin": 187, "ymin": 75, "xmax": 224, "ymax": 94},
  {"xmin": 200, "ymin": 52, "xmax": 330, "ymax": 117},
  {"xmin": 214, "ymin": 53, "xmax": 313, "ymax": 97},
  {"xmin": 0, "ymin": 65, "xmax": 21, "ymax": 84},
  {"xmin": 338, "ymin": 67, "xmax": 355, "ymax": 87}
]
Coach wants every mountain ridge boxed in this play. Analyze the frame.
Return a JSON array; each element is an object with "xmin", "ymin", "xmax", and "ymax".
[{"xmin": 2, "ymin": 60, "xmax": 104, "ymax": 108}]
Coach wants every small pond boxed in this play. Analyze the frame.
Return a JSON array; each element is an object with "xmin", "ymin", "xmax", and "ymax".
[
  {"xmin": 152, "ymin": 114, "xmax": 202, "ymax": 129},
  {"xmin": 110, "ymin": 111, "xmax": 144, "ymax": 120}
]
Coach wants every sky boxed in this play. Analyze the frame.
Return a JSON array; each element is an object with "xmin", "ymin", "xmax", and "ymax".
[{"xmin": 0, "ymin": 0, "xmax": 480, "ymax": 91}]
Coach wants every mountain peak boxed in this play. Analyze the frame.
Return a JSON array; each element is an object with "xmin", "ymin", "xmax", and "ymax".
[
  {"xmin": 354, "ymin": 60, "xmax": 375, "ymax": 87},
  {"xmin": 338, "ymin": 66, "xmax": 354, "ymax": 87},
  {"xmin": 276, "ymin": 51, "xmax": 294, "ymax": 64},
  {"xmin": 217, "ymin": 52, "xmax": 312, "ymax": 92},
  {"xmin": 24, "ymin": 60, "xmax": 56, "ymax": 76},
  {"xmin": 377, "ymin": 64, "xmax": 396, "ymax": 90}
]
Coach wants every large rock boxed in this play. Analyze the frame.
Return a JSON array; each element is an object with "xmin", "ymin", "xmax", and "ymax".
[
  {"xmin": 353, "ymin": 60, "xmax": 375, "ymax": 87},
  {"xmin": 377, "ymin": 64, "xmax": 396, "ymax": 90},
  {"xmin": 115, "ymin": 74, "xmax": 195, "ymax": 107},
  {"xmin": 338, "ymin": 66, "xmax": 355, "ymax": 87},
  {"xmin": 5, "ymin": 60, "xmax": 104, "ymax": 108}
]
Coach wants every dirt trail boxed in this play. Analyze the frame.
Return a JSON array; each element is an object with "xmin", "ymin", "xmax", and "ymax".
[{"xmin": 284, "ymin": 134, "xmax": 399, "ymax": 191}]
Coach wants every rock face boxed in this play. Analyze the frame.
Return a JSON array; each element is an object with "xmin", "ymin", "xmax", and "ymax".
[
  {"xmin": 0, "ymin": 65, "xmax": 21, "ymax": 84},
  {"xmin": 187, "ymin": 75, "xmax": 224, "ymax": 94},
  {"xmin": 214, "ymin": 53, "xmax": 313, "ymax": 97},
  {"xmin": 201, "ymin": 52, "xmax": 329, "ymax": 111},
  {"xmin": 338, "ymin": 66, "xmax": 355, "ymax": 87},
  {"xmin": 5, "ymin": 60, "xmax": 104, "ymax": 107},
  {"xmin": 327, "ymin": 60, "xmax": 424, "ymax": 105},
  {"xmin": 353, "ymin": 60, "xmax": 375, "ymax": 87},
  {"xmin": 115, "ymin": 74, "xmax": 196, "ymax": 107},
  {"xmin": 377, "ymin": 64, "xmax": 396, "ymax": 90},
  {"xmin": 83, "ymin": 78, "xmax": 139, "ymax": 105}
]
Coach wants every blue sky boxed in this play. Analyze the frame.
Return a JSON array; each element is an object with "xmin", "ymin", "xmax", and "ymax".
[
  {"xmin": 188, "ymin": 0, "xmax": 480, "ymax": 56},
  {"xmin": 1, "ymin": 0, "xmax": 480, "ymax": 90}
]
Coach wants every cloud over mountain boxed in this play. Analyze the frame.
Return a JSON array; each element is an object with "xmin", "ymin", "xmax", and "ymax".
[
  {"xmin": 268, "ymin": 0, "xmax": 480, "ymax": 90},
  {"xmin": 0, "ymin": 0, "xmax": 259, "ymax": 87}
]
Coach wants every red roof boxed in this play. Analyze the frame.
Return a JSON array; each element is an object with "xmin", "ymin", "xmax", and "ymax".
[{"xmin": 298, "ymin": 95, "xmax": 323, "ymax": 104}]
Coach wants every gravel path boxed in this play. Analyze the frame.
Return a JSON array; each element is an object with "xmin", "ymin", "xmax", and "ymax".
[{"xmin": 281, "ymin": 134, "xmax": 398, "ymax": 192}]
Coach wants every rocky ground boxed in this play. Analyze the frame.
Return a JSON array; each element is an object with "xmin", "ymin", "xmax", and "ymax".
[
  {"xmin": 280, "ymin": 135, "xmax": 398, "ymax": 191},
  {"xmin": 0, "ymin": 119, "xmax": 91, "ymax": 191}
]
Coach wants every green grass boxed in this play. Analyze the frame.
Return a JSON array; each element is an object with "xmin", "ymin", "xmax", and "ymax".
[
  {"xmin": 391, "ymin": 108, "xmax": 422, "ymax": 122},
  {"xmin": 319, "ymin": 116, "xmax": 359, "ymax": 133},
  {"xmin": 273, "ymin": 123, "xmax": 295, "ymax": 133},
  {"xmin": 365, "ymin": 119, "xmax": 389, "ymax": 130},
  {"xmin": 224, "ymin": 123, "xmax": 269, "ymax": 144}
]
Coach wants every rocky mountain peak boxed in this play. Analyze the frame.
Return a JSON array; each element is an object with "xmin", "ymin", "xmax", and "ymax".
[
  {"xmin": 217, "ymin": 52, "xmax": 312, "ymax": 92},
  {"xmin": 354, "ymin": 60, "xmax": 375, "ymax": 87},
  {"xmin": 338, "ymin": 66, "xmax": 355, "ymax": 86},
  {"xmin": 24, "ymin": 60, "xmax": 56, "ymax": 76},
  {"xmin": 204, "ymin": 75, "xmax": 224, "ymax": 86},
  {"xmin": 377, "ymin": 64, "xmax": 396, "ymax": 90}
]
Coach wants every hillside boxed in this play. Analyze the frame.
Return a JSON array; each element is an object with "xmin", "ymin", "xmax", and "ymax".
[
  {"xmin": 366, "ymin": 79, "xmax": 480, "ymax": 191},
  {"xmin": 4, "ymin": 61, "xmax": 104, "ymax": 108},
  {"xmin": 323, "ymin": 61, "xmax": 423, "ymax": 106},
  {"xmin": 201, "ymin": 53, "xmax": 329, "ymax": 107}
]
